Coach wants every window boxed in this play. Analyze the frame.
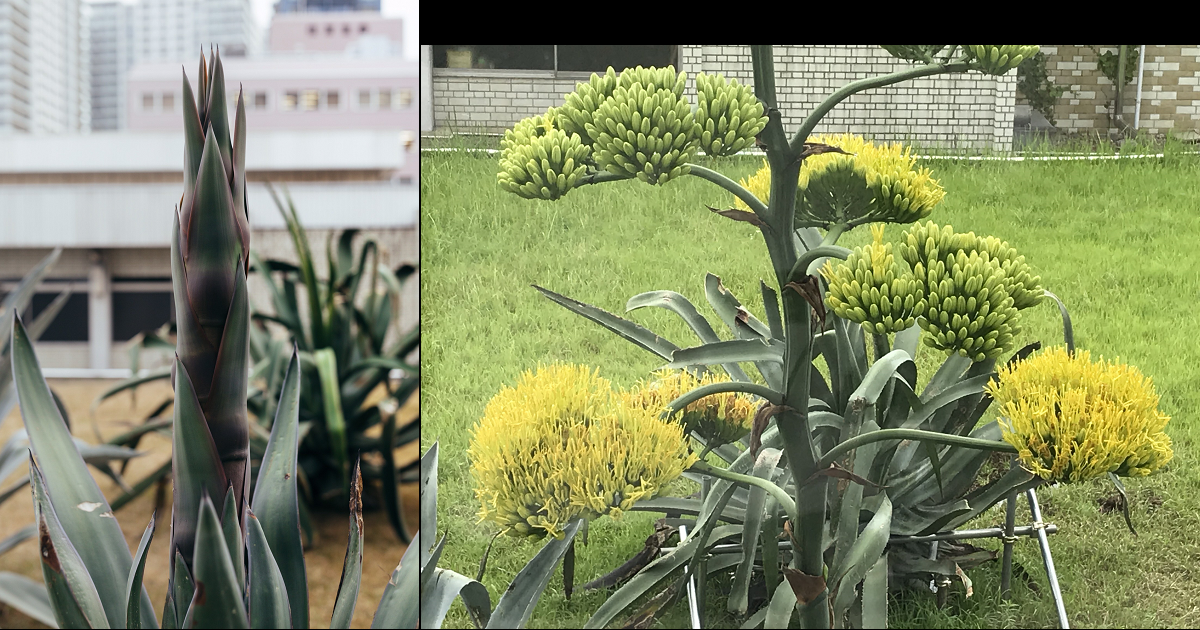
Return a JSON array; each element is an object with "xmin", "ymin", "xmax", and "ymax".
[
  {"xmin": 302, "ymin": 89, "xmax": 319, "ymax": 111},
  {"xmin": 325, "ymin": 24, "xmax": 333, "ymax": 35},
  {"xmin": 28, "ymin": 293, "xmax": 88, "ymax": 342},
  {"xmin": 142, "ymin": 92, "xmax": 154, "ymax": 111},
  {"xmin": 326, "ymin": 90, "xmax": 339, "ymax": 109},
  {"xmin": 282, "ymin": 91, "xmax": 298, "ymax": 111},
  {"xmin": 397, "ymin": 89, "xmax": 412, "ymax": 108},
  {"xmin": 359, "ymin": 24, "xmax": 367, "ymax": 32},
  {"xmin": 432, "ymin": 45, "xmax": 676, "ymax": 73},
  {"xmin": 378, "ymin": 89, "xmax": 390, "ymax": 109},
  {"xmin": 308, "ymin": 25, "xmax": 316, "ymax": 35},
  {"xmin": 113, "ymin": 292, "xmax": 172, "ymax": 341},
  {"xmin": 399, "ymin": 130, "xmax": 414, "ymax": 151},
  {"xmin": 359, "ymin": 89, "xmax": 371, "ymax": 108},
  {"xmin": 342, "ymin": 24, "xmax": 351, "ymax": 34},
  {"xmin": 254, "ymin": 91, "xmax": 267, "ymax": 109}
]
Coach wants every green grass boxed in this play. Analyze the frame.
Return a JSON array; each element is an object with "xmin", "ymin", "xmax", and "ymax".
[{"xmin": 421, "ymin": 150, "xmax": 1200, "ymax": 628}]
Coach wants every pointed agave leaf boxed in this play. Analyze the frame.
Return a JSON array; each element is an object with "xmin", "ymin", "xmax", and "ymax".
[
  {"xmin": 329, "ymin": 460, "xmax": 364, "ymax": 629},
  {"xmin": 181, "ymin": 494, "xmax": 248, "ymax": 629},
  {"xmin": 126, "ymin": 514, "xmax": 156, "ymax": 630},
  {"xmin": 861, "ymin": 553, "xmax": 888, "ymax": 629},
  {"xmin": 764, "ymin": 579, "xmax": 798, "ymax": 629},
  {"xmin": 0, "ymin": 571, "xmax": 58, "ymax": 628},
  {"xmin": 0, "ymin": 524, "xmax": 36, "ymax": 556},
  {"xmin": 666, "ymin": 339, "xmax": 783, "ymax": 370},
  {"xmin": 729, "ymin": 448, "xmax": 784, "ymax": 616},
  {"xmin": 29, "ymin": 456, "xmax": 110, "ymax": 629},
  {"xmin": 485, "ymin": 518, "xmax": 584, "ymax": 629},
  {"xmin": 626, "ymin": 290, "xmax": 751, "ymax": 381},
  {"xmin": 534, "ymin": 284, "xmax": 680, "ymax": 360},
  {"xmin": 232, "ymin": 88, "xmax": 248, "ymax": 223},
  {"xmin": 184, "ymin": 127, "xmax": 243, "ymax": 350},
  {"xmin": 379, "ymin": 403, "xmax": 410, "ymax": 544},
  {"xmin": 370, "ymin": 534, "xmax": 419, "ymax": 629},
  {"xmin": 205, "ymin": 264, "xmax": 252, "ymax": 509},
  {"xmin": 246, "ymin": 512, "xmax": 291, "ymax": 629},
  {"xmin": 0, "ymin": 247, "xmax": 62, "ymax": 358},
  {"xmin": 13, "ymin": 316, "xmax": 156, "ymax": 628},
  {"xmin": 172, "ymin": 551, "xmax": 194, "ymax": 626},
  {"xmin": 171, "ymin": 210, "xmax": 216, "ymax": 397},
  {"xmin": 267, "ymin": 184, "xmax": 326, "ymax": 348},
  {"xmin": 206, "ymin": 51, "xmax": 233, "ymax": 182},
  {"xmin": 314, "ymin": 348, "xmax": 349, "ymax": 499},
  {"xmin": 831, "ymin": 495, "xmax": 892, "ymax": 617},
  {"xmin": 420, "ymin": 443, "xmax": 438, "ymax": 568},
  {"xmin": 182, "ymin": 71, "xmax": 205, "ymax": 197},
  {"xmin": 221, "ymin": 488, "xmax": 245, "ymax": 589},
  {"xmin": 170, "ymin": 356, "xmax": 228, "ymax": 576},
  {"xmin": 251, "ymin": 349, "xmax": 308, "ymax": 628}
]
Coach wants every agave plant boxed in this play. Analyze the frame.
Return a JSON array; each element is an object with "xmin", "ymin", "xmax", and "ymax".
[
  {"xmin": 2, "ymin": 48, "xmax": 417, "ymax": 630},
  {"xmin": 93, "ymin": 155, "xmax": 419, "ymax": 547},
  {"xmin": 483, "ymin": 47, "xmax": 1169, "ymax": 629}
]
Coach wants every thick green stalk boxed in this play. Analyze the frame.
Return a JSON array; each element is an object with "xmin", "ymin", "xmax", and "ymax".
[
  {"xmin": 789, "ymin": 62, "xmax": 971, "ymax": 152},
  {"xmin": 751, "ymin": 45, "xmax": 829, "ymax": 629},
  {"xmin": 686, "ymin": 164, "xmax": 769, "ymax": 216}
]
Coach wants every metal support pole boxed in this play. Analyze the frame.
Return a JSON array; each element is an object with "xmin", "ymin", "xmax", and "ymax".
[
  {"xmin": 1001, "ymin": 491, "xmax": 1018, "ymax": 599},
  {"xmin": 1027, "ymin": 489, "xmax": 1069, "ymax": 629},
  {"xmin": 679, "ymin": 524, "xmax": 701, "ymax": 630}
]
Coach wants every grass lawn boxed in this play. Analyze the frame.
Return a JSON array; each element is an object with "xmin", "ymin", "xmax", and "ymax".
[{"xmin": 421, "ymin": 148, "xmax": 1200, "ymax": 629}]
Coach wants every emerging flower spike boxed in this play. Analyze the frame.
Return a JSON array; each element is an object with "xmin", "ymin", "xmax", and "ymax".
[
  {"xmin": 625, "ymin": 369, "xmax": 758, "ymax": 448},
  {"xmin": 822, "ymin": 224, "xmax": 926, "ymax": 334},
  {"xmin": 986, "ymin": 346, "xmax": 1173, "ymax": 483},
  {"xmin": 798, "ymin": 134, "xmax": 946, "ymax": 227},
  {"xmin": 469, "ymin": 364, "xmax": 697, "ymax": 539}
]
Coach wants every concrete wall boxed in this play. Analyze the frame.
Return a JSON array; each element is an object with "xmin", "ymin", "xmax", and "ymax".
[
  {"xmin": 1017, "ymin": 45, "xmax": 1200, "ymax": 138},
  {"xmin": 428, "ymin": 45, "xmax": 1018, "ymax": 151}
]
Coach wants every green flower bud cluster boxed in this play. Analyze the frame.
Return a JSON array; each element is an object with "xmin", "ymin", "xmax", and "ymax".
[
  {"xmin": 963, "ymin": 45, "xmax": 1039, "ymax": 75},
  {"xmin": 496, "ymin": 107, "xmax": 591, "ymax": 201},
  {"xmin": 880, "ymin": 45, "xmax": 948, "ymax": 64},
  {"xmin": 822, "ymin": 224, "xmax": 925, "ymax": 334},
  {"xmin": 585, "ymin": 68, "xmax": 701, "ymax": 185},
  {"xmin": 694, "ymin": 73, "xmax": 768, "ymax": 157},
  {"xmin": 899, "ymin": 221, "xmax": 1044, "ymax": 310},
  {"xmin": 915, "ymin": 250, "xmax": 1019, "ymax": 361},
  {"xmin": 559, "ymin": 67, "xmax": 619, "ymax": 140}
]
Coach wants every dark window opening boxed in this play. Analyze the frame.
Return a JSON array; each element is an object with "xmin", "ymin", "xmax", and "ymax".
[
  {"xmin": 29, "ymin": 293, "xmax": 88, "ymax": 342},
  {"xmin": 557, "ymin": 45, "xmax": 676, "ymax": 72},
  {"xmin": 113, "ymin": 292, "xmax": 173, "ymax": 342},
  {"xmin": 432, "ymin": 45, "xmax": 553, "ymax": 70}
]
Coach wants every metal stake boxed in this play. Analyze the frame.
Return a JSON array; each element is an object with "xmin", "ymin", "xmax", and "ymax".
[
  {"xmin": 1027, "ymin": 489, "xmax": 1069, "ymax": 629},
  {"xmin": 679, "ymin": 524, "xmax": 701, "ymax": 630},
  {"xmin": 1001, "ymin": 491, "xmax": 1018, "ymax": 599}
]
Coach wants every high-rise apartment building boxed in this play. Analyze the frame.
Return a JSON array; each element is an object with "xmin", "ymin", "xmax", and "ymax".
[
  {"xmin": 132, "ymin": 0, "xmax": 259, "ymax": 62},
  {"xmin": 89, "ymin": 1, "xmax": 134, "ymax": 131},
  {"xmin": 0, "ymin": 0, "xmax": 89, "ymax": 133}
]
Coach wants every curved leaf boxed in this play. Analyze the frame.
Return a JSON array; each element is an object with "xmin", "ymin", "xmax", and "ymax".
[
  {"xmin": 0, "ymin": 571, "xmax": 58, "ymax": 628},
  {"xmin": 422, "ymin": 568, "xmax": 491, "ymax": 630},
  {"xmin": 0, "ymin": 523, "xmax": 35, "ymax": 556},
  {"xmin": 251, "ymin": 349, "xmax": 307, "ymax": 628},
  {"xmin": 730, "ymin": 448, "xmax": 784, "ymax": 616},
  {"xmin": 169, "ymin": 356, "xmax": 228, "ymax": 579},
  {"xmin": 371, "ymin": 536, "xmax": 419, "ymax": 629},
  {"xmin": 831, "ymin": 495, "xmax": 892, "ymax": 617},
  {"xmin": 534, "ymin": 285, "xmax": 680, "ymax": 360},
  {"xmin": 14, "ymin": 316, "xmax": 155, "ymax": 628},
  {"xmin": 487, "ymin": 518, "xmax": 583, "ymax": 629},
  {"xmin": 420, "ymin": 443, "xmax": 438, "ymax": 568},
  {"xmin": 849, "ymin": 349, "xmax": 915, "ymax": 406},
  {"xmin": 666, "ymin": 339, "xmax": 783, "ymax": 370},
  {"xmin": 314, "ymin": 348, "xmax": 349, "ymax": 501},
  {"xmin": 626, "ymin": 290, "xmax": 751, "ymax": 382},
  {"xmin": 247, "ymin": 512, "xmax": 292, "ymax": 629},
  {"xmin": 180, "ymin": 493, "xmax": 247, "ymax": 629},
  {"xmin": 125, "ymin": 514, "xmax": 156, "ymax": 630},
  {"xmin": 220, "ymin": 488, "xmax": 245, "ymax": 589},
  {"xmin": 29, "ymin": 456, "xmax": 109, "ymax": 629}
]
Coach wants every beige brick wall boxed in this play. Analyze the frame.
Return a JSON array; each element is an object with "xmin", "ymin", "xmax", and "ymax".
[
  {"xmin": 430, "ymin": 45, "xmax": 1018, "ymax": 151},
  {"xmin": 1018, "ymin": 45, "xmax": 1200, "ymax": 137}
]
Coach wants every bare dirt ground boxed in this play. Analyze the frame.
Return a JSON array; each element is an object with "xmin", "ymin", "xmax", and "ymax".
[{"xmin": 0, "ymin": 379, "xmax": 418, "ymax": 629}]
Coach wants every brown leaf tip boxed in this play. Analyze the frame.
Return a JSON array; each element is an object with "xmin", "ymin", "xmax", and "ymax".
[{"xmin": 38, "ymin": 518, "xmax": 61, "ymax": 573}]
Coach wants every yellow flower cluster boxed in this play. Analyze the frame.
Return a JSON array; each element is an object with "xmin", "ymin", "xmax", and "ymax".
[
  {"xmin": 731, "ymin": 135, "xmax": 945, "ymax": 227},
  {"xmin": 469, "ymin": 364, "xmax": 698, "ymax": 539},
  {"xmin": 625, "ymin": 369, "xmax": 758, "ymax": 448},
  {"xmin": 986, "ymin": 346, "xmax": 1173, "ymax": 483}
]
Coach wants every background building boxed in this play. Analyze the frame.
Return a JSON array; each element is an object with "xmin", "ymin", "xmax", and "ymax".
[
  {"xmin": 273, "ymin": 0, "xmax": 381, "ymax": 12},
  {"xmin": 89, "ymin": 1, "xmax": 134, "ymax": 130},
  {"xmin": 132, "ymin": 0, "xmax": 259, "ymax": 62},
  {"xmin": 267, "ymin": 11, "xmax": 401, "ymax": 56},
  {"xmin": 0, "ymin": 0, "xmax": 90, "ymax": 133}
]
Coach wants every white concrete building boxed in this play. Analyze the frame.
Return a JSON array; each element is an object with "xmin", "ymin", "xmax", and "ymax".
[
  {"xmin": 0, "ymin": 130, "xmax": 417, "ymax": 373},
  {"xmin": 0, "ymin": 0, "xmax": 90, "ymax": 133},
  {"xmin": 89, "ymin": 1, "xmax": 134, "ymax": 131},
  {"xmin": 132, "ymin": 0, "xmax": 259, "ymax": 62}
]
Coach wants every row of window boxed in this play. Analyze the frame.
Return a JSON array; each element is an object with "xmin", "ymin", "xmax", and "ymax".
[
  {"xmin": 141, "ymin": 87, "xmax": 413, "ymax": 113},
  {"xmin": 433, "ymin": 45, "xmax": 676, "ymax": 72},
  {"xmin": 308, "ymin": 23, "xmax": 371, "ymax": 35},
  {"xmin": 23, "ymin": 290, "xmax": 171, "ymax": 342}
]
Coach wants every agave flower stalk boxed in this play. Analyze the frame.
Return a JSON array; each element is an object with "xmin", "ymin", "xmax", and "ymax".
[{"xmin": 170, "ymin": 47, "xmax": 253, "ymax": 588}]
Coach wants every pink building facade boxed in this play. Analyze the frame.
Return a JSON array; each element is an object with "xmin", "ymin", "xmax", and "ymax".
[
  {"xmin": 125, "ymin": 57, "xmax": 418, "ymax": 178},
  {"xmin": 268, "ymin": 11, "xmax": 403, "ymax": 55}
]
